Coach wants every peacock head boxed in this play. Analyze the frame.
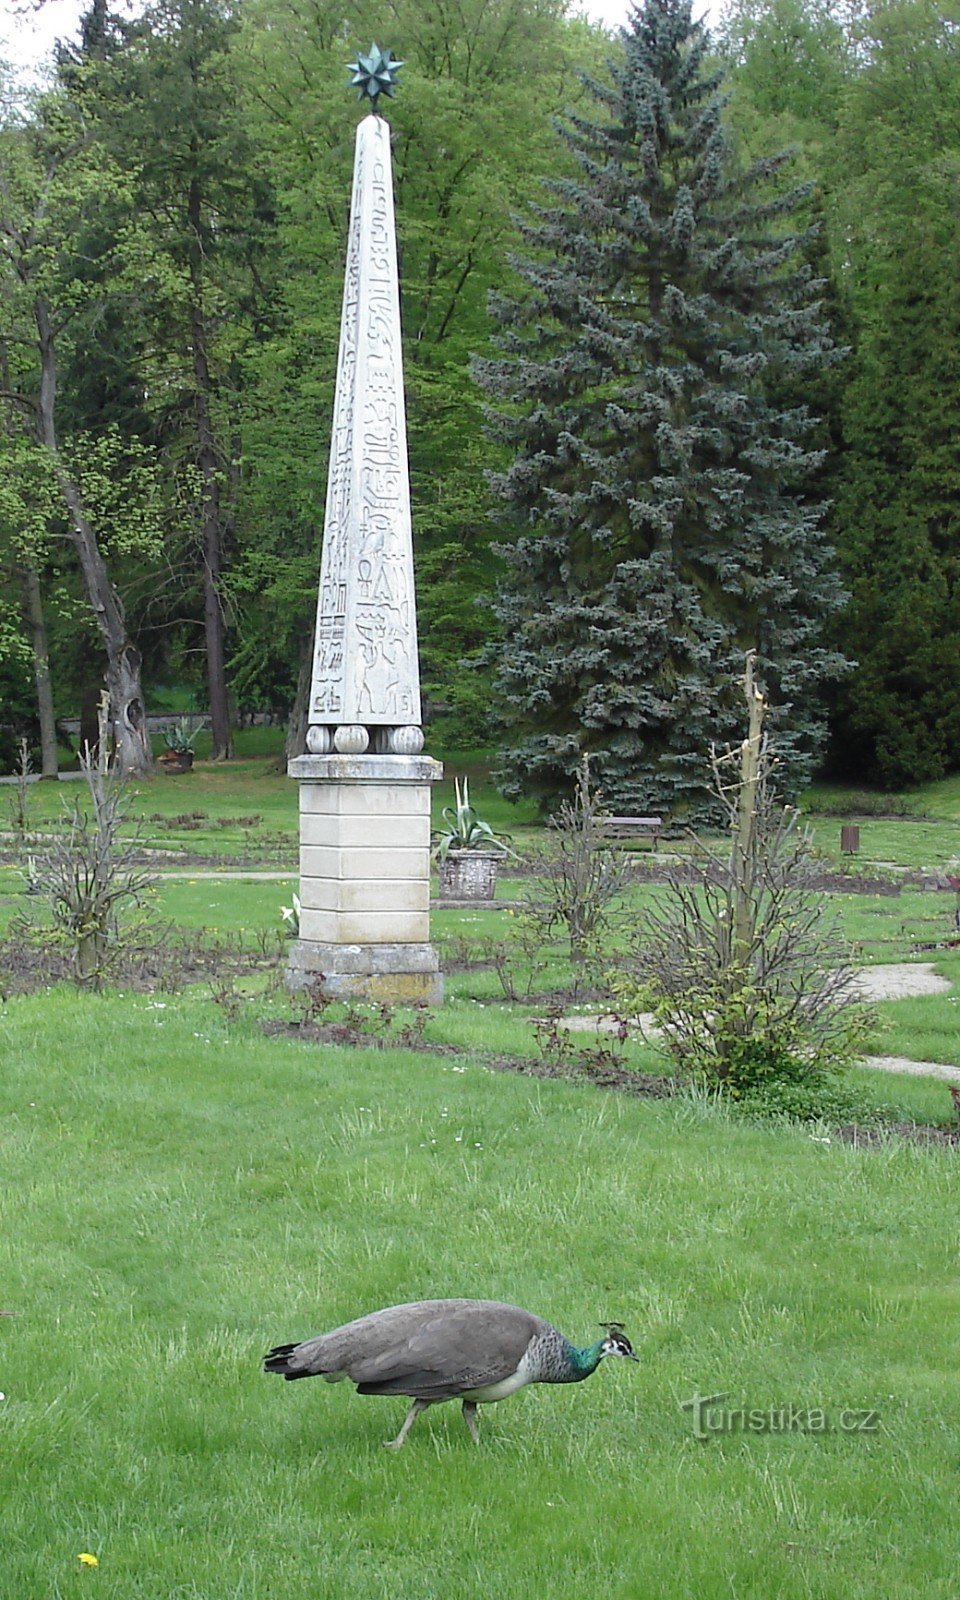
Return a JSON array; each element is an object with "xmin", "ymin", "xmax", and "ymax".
[{"xmin": 599, "ymin": 1322, "xmax": 638, "ymax": 1361}]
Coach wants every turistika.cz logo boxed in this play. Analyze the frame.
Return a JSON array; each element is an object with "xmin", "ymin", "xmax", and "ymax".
[{"xmin": 681, "ymin": 1391, "xmax": 881, "ymax": 1442}]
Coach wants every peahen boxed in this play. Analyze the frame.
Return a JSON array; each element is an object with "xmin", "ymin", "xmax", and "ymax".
[{"xmin": 264, "ymin": 1297, "xmax": 637, "ymax": 1447}]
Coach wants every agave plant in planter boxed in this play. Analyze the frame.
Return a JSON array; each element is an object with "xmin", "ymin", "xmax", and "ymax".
[
  {"xmin": 157, "ymin": 716, "xmax": 206, "ymax": 773},
  {"xmin": 432, "ymin": 778, "xmax": 515, "ymax": 902}
]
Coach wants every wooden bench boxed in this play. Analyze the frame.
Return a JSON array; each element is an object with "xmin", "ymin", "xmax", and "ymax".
[{"xmin": 601, "ymin": 815, "xmax": 665, "ymax": 851}]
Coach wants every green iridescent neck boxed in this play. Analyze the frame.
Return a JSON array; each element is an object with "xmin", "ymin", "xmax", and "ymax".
[{"xmin": 569, "ymin": 1339, "xmax": 605, "ymax": 1379}]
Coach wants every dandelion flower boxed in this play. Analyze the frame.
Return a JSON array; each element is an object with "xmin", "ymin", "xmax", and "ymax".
[{"xmin": 77, "ymin": 1552, "xmax": 99, "ymax": 1567}]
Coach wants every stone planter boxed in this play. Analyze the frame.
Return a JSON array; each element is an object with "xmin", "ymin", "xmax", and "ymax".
[
  {"xmin": 158, "ymin": 749, "xmax": 195, "ymax": 774},
  {"xmin": 438, "ymin": 848, "xmax": 503, "ymax": 903}
]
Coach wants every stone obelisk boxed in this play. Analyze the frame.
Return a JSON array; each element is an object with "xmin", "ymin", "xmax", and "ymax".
[{"xmin": 288, "ymin": 47, "xmax": 443, "ymax": 1003}]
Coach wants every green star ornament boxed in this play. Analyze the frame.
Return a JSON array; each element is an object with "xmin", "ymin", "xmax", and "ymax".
[{"xmin": 347, "ymin": 44, "xmax": 403, "ymax": 109}]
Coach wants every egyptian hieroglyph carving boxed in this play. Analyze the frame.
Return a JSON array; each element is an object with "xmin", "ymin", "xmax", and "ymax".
[{"xmin": 309, "ymin": 114, "xmax": 422, "ymax": 733}]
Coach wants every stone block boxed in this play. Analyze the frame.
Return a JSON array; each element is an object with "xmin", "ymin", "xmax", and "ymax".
[
  {"xmin": 299, "ymin": 782, "xmax": 432, "ymax": 818},
  {"xmin": 286, "ymin": 939, "xmax": 442, "ymax": 1003},
  {"xmin": 298, "ymin": 907, "xmax": 431, "ymax": 944},
  {"xmin": 289, "ymin": 754, "xmax": 442, "ymax": 784},
  {"xmin": 299, "ymin": 814, "xmax": 431, "ymax": 851},
  {"xmin": 297, "ymin": 845, "xmax": 427, "ymax": 881},
  {"xmin": 286, "ymin": 938, "xmax": 442, "ymax": 1004},
  {"xmin": 298, "ymin": 877, "xmax": 429, "ymax": 913}
]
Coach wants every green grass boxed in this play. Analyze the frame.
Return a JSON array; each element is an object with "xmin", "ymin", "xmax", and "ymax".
[
  {"xmin": 8, "ymin": 747, "xmax": 960, "ymax": 872},
  {"xmin": 2, "ymin": 986, "xmax": 960, "ymax": 1598},
  {"xmin": 805, "ymin": 774, "xmax": 960, "ymax": 824},
  {"xmin": 803, "ymin": 815, "xmax": 960, "ymax": 873},
  {"xmin": 3, "ymin": 762, "xmax": 960, "ymax": 1593}
]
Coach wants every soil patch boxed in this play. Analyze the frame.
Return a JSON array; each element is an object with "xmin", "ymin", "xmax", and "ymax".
[{"xmin": 259, "ymin": 1017, "xmax": 672, "ymax": 1097}]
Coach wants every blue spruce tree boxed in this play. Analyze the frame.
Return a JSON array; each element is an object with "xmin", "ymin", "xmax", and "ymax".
[{"xmin": 476, "ymin": 0, "xmax": 846, "ymax": 818}]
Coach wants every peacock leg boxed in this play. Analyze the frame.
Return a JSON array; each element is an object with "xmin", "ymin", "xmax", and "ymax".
[
  {"xmin": 382, "ymin": 1398, "xmax": 432, "ymax": 1449},
  {"xmin": 461, "ymin": 1400, "xmax": 480, "ymax": 1444}
]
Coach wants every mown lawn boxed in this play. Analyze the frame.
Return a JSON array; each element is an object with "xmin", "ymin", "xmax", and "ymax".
[
  {"xmin": 2, "ymin": 988, "xmax": 960, "ymax": 1598},
  {"xmin": 8, "ymin": 739, "xmax": 960, "ymax": 869}
]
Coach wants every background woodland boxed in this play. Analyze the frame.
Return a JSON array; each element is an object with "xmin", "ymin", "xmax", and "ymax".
[{"xmin": 0, "ymin": 0, "xmax": 957, "ymax": 800}]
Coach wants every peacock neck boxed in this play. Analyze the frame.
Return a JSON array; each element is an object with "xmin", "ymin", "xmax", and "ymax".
[{"xmin": 567, "ymin": 1339, "xmax": 605, "ymax": 1381}]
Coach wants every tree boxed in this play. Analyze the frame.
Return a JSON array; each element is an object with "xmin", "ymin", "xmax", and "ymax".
[
  {"xmin": 0, "ymin": 421, "xmax": 61, "ymax": 775},
  {"xmin": 476, "ymin": 0, "xmax": 847, "ymax": 819},
  {"xmin": 74, "ymin": 0, "xmax": 278, "ymax": 761},
  {"xmin": 0, "ymin": 90, "xmax": 158, "ymax": 775},
  {"xmin": 822, "ymin": 0, "xmax": 960, "ymax": 785},
  {"xmin": 826, "ymin": 219, "xmax": 960, "ymax": 785}
]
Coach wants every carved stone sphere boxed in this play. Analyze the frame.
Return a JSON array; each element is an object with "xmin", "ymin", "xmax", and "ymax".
[
  {"xmin": 306, "ymin": 725, "xmax": 334, "ymax": 754},
  {"xmin": 385, "ymin": 725, "xmax": 424, "ymax": 755},
  {"xmin": 333, "ymin": 724, "xmax": 370, "ymax": 754}
]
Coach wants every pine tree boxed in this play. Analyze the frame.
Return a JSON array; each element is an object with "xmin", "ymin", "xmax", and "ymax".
[{"xmin": 476, "ymin": 0, "xmax": 847, "ymax": 818}]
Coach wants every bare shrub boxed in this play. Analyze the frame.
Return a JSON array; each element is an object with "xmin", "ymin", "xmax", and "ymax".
[
  {"xmin": 8, "ymin": 737, "xmax": 32, "ymax": 835},
  {"xmin": 520, "ymin": 757, "xmax": 633, "ymax": 968},
  {"xmin": 31, "ymin": 708, "xmax": 157, "ymax": 987}
]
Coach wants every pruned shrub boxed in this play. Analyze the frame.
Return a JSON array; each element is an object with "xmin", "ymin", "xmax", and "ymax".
[
  {"xmin": 30, "ymin": 715, "xmax": 157, "ymax": 987},
  {"xmin": 520, "ymin": 756, "xmax": 633, "ymax": 966},
  {"xmin": 620, "ymin": 655, "xmax": 875, "ymax": 1101}
]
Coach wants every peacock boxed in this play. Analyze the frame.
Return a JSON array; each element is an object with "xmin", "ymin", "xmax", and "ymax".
[{"xmin": 264, "ymin": 1297, "xmax": 637, "ymax": 1447}]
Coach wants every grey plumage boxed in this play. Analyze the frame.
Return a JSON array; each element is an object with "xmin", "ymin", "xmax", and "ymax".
[{"xmin": 264, "ymin": 1297, "xmax": 637, "ymax": 1447}]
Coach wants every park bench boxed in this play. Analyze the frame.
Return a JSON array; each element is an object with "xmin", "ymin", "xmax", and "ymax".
[{"xmin": 601, "ymin": 814, "xmax": 665, "ymax": 851}]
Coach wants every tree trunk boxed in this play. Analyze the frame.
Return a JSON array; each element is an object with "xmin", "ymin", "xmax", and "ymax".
[
  {"xmin": 284, "ymin": 618, "xmax": 315, "ymax": 763},
  {"xmin": 20, "ymin": 562, "xmax": 59, "ymax": 777},
  {"xmin": 732, "ymin": 650, "xmax": 765, "ymax": 968},
  {"xmin": 189, "ymin": 175, "xmax": 232, "ymax": 762},
  {"xmin": 34, "ymin": 296, "xmax": 153, "ymax": 777}
]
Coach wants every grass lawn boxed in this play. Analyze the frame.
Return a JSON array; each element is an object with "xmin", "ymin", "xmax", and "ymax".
[
  {"xmin": 3, "ymin": 987, "xmax": 960, "ymax": 1599},
  {"xmin": 3, "ymin": 768, "xmax": 960, "ymax": 1594},
  {"xmin": 7, "ymin": 734, "xmax": 960, "ymax": 871}
]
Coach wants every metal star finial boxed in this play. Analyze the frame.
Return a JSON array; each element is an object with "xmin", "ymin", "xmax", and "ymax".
[{"xmin": 347, "ymin": 44, "xmax": 403, "ymax": 110}]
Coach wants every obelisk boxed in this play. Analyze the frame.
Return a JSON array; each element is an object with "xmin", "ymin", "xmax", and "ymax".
[{"xmin": 287, "ymin": 45, "xmax": 443, "ymax": 1002}]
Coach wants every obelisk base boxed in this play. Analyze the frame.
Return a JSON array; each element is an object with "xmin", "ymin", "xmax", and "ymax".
[{"xmin": 287, "ymin": 752, "xmax": 443, "ymax": 1004}]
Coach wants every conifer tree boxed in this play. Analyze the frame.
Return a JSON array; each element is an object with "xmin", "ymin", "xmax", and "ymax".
[
  {"xmin": 826, "ymin": 222, "xmax": 960, "ymax": 787},
  {"xmin": 476, "ymin": 0, "xmax": 846, "ymax": 818}
]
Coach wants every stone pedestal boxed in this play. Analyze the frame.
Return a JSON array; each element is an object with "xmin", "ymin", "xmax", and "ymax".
[{"xmin": 287, "ymin": 752, "xmax": 443, "ymax": 1003}]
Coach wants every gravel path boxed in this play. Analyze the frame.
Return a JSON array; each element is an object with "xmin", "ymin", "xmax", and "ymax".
[
  {"xmin": 861, "ymin": 1055, "xmax": 960, "ymax": 1084},
  {"xmin": 849, "ymin": 962, "xmax": 953, "ymax": 1001}
]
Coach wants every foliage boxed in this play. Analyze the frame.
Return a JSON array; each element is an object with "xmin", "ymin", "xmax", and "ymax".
[
  {"xmin": 432, "ymin": 776, "xmax": 514, "ymax": 859},
  {"xmin": 161, "ymin": 715, "xmax": 207, "ymax": 753},
  {"xmin": 826, "ymin": 222, "xmax": 960, "ymax": 786},
  {"xmin": 280, "ymin": 890, "xmax": 301, "ymax": 938},
  {"xmin": 4, "ymin": 0, "xmax": 960, "ymax": 796},
  {"xmin": 723, "ymin": 0, "xmax": 960, "ymax": 788},
  {"xmin": 732, "ymin": 1070, "xmax": 890, "ymax": 1127}
]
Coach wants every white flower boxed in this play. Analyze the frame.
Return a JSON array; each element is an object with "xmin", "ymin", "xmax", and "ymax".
[{"xmin": 280, "ymin": 893, "xmax": 302, "ymax": 933}]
